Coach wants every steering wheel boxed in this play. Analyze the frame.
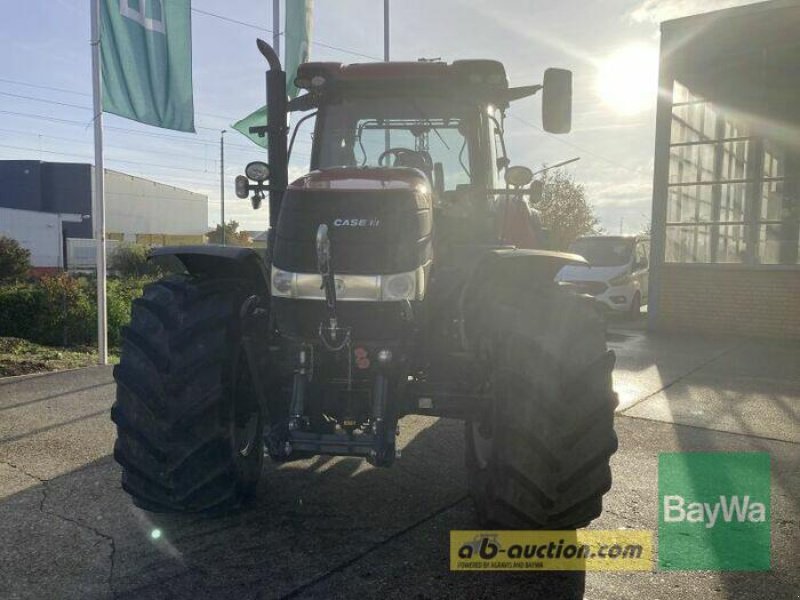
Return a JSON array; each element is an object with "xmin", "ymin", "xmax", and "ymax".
[{"xmin": 378, "ymin": 147, "xmax": 433, "ymax": 172}]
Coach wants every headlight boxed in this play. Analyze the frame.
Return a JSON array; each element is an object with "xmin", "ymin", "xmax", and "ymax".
[
  {"xmin": 382, "ymin": 272, "xmax": 416, "ymax": 301},
  {"xmin": 271, "ymin": 267, "xmax": 295, "ymax": 297},
  {"xmin": 609, "ymin": 274, "xmax": 631, "ymax": 287},
  {"xmin": 245, "ymin": 161, "xmax": 270, "ymax": 182}
]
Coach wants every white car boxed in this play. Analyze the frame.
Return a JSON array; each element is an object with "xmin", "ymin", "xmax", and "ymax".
[{"xmin": 557, "ymin": 235, "xmax": 649, "ymax": 317}]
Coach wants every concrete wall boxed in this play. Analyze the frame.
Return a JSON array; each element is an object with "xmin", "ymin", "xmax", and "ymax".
[
  {"xmin": 659, "ymin": 265, "xmax": 800, "ymax": 339},
  {"xmin": 0, "ymin": 207, "xmax": 81, "ymax": 268},
  {"xmin": 101, "ymin": 169, "xmax": 207, "ymax": 243},
  {"xmin": 0, "ymin": 162, "xmax": 208, "ymax": 249}
]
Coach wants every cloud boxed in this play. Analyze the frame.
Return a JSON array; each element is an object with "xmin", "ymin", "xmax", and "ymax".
[{"xmin": 629, "ymin": 0, "xmax": 758, "ymax": 23}]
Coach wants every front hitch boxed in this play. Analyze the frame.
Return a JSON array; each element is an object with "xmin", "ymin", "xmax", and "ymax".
[{"xmin": 316, "ymin": 224, "xmax": 351, "ymax": 354}]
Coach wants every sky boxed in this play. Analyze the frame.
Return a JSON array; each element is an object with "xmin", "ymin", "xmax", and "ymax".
[{"xmin": 0, "ymin": 0, "xmax": 760, "ymax": 234}]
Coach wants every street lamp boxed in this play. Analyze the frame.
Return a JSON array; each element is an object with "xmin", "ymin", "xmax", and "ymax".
[{"xmin": 220, "ymin": 129, "xmax": 226, "ymax": 246}]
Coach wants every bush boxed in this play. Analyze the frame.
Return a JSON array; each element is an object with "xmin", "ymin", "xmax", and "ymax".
[
  {"xmin": 0, "ymin": 283, "xmax": 45, "ymax": 341},
  {"xmin": 106, "ymin": 277, "xmax": 151, "ymax": 347},
  {"xmin": 0, "ymin": 273, "xmax": 150, "ymax": 348},
  {"xmin": 109, "ymin": 244, "xmax": 162, "ymax": 278},
  {"xmin": 0, "ymin": 236, "xmax": 32, "ymax": 282}
]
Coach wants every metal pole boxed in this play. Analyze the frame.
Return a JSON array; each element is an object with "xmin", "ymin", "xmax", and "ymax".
[
  {"xmin": 220, "ymin": 130, "xmax": 226, "ymax": 245},
  {"xmin": 384, "ymin": 0, "xmax": 390, "ymax": 61},
  {"xmin": 273, "ymin": 0, "xmax": 280, "ymax": 59},
  {"xmin": 384, "ymin": 0, "xmax": 390, "ymax": 152},
  {"xmin": 91, "ymin": 0, "xmax": 108, "ymax": 366}
]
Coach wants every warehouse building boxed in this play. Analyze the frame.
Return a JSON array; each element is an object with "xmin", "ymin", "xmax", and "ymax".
[
  {"xmin": 648, "ymin": 0, "xmax": 800, "ymax": 339},
  {"xmin": 0, "ymin": 160, "xmax": 208, "ymax": 269}
]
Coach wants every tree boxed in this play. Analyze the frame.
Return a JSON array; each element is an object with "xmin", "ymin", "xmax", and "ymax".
[
  {"xmin": 207, "ymin": 221, "xmax": 252, "ymax": 247},
  {"xmin": 533, "ymin": 169, "xmax": 600, "ymax": 250},
  {"xmin": 109, "ymin": 243, "xmax": 162, "ymax": 278},
  {"xmin": 0, "ymin": 236, "xmax": 32, "ymax": 283}
]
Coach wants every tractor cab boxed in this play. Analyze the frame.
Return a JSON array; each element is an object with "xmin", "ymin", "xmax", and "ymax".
[{"xmin": 298, "ymin": 59, "xmax": 510, "ymax": 197}]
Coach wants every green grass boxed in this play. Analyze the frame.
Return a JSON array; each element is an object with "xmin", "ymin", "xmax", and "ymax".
[{"xmin": 0, "ymin": 337, "xmax": 118, "ymax": 378}]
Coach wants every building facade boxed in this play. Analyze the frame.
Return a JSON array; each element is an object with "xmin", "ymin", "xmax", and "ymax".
[
  {"xmin": 649, "ymin": 0, "xmax": 800, "ymax": 339},
  {"xmin": 0, "ymin": 161, "xmax": 208, "ymax": 269}
]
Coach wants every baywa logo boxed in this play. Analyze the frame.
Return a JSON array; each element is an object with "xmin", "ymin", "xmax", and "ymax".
[
  {"xmin": 663, "ymin": 494, "xmax": 767, "ymax": 528},
  {"xmin": 659, "ymin": 452, "xmax": 771, "ymax": 571}
]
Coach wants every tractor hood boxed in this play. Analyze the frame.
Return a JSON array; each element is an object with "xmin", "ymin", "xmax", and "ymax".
[{"xmin": 272, "ymin": 167, "xmax": 433, "ymax": 275}]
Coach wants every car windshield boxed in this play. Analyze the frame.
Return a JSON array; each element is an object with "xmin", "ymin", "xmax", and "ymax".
[
  {"xmin": 317, "ymin": 96, "xmax": 475, "ymax": 191},
  {"xmin": 569, "ymin": 238, "xmax": 635, "ymax": 267}
]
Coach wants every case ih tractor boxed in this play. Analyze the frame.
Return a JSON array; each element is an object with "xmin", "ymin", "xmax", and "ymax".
[{"xmin": 112, "ymin": 40, "xmax": 618, "ymax": 529}]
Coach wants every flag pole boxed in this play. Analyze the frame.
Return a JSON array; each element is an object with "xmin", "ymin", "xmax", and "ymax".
[
  {"xmin": 384, "ymin": 0, "xmax": 390, "ymax": 62},
  {"xmin": 91, "ymin": 0, "xmax": 108, "ymax": 366},
  {"xmin": 273, "ymin": 0, "xmax": 280, "ymax": 59},
  {"xmin": 220, "ymin": 129, "xmax": 226, "ymax": 245},
  {"xmin": 384, "ymin": 0, "xmax": 390, "ymax": 151}
]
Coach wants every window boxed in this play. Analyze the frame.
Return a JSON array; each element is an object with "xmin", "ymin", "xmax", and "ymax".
[
  {"xmin": 316, "ymin": 97, "xmax": 473, "ymax": 192},
  {"xmin": 568, "ymin": 238, "xmax": 634, "ymax": 267},
  {"xmin": 664, "ymin": 71, "xmax": 799, "ymax": 265}
]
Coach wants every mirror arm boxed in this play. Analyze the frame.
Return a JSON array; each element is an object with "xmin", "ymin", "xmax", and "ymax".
[
  {"xmin": 288, "ymin": 93, "xmax": 319, "ymax": 113},
  {"xmin": 505, "ymin": 84, "xmax": 543, "ymax": 103}
]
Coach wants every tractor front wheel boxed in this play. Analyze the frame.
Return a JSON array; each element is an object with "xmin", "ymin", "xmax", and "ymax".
[
  {"xmin": 112, "ymin": 277, "xmax": 264, "ymax": 514},
  {"xmin": 465, "ymin": 285, "xmax": 618, "ymax": 529}
]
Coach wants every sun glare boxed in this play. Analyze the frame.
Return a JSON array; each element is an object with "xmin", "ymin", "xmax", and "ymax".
[{"xmin": 597, "ymin": 44, "xmax": 659, "ymax": 116}]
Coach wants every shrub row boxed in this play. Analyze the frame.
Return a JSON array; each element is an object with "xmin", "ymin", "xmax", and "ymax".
[{"xmin": 0, "ymin": 274, "xmax": 151, "ymax": 348}]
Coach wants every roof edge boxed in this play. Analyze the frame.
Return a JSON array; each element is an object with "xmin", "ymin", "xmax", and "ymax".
[{"xmin": 661, "ymin": 0, "xmax": 796, "ymax": 30}]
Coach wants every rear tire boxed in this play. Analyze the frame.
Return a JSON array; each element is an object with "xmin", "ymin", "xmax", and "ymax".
[
  {"xmin": 112, "ymin": 277, "xmax": 264, "ymax": 514},
  {"xmin": 465, "ymin": 285, "xmax": 618, "ymax": 529}
]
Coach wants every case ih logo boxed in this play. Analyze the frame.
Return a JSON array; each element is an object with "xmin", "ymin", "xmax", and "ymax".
[{"xmin": 333, "ymin": 218, "xmax": 381, "ymax": 228}]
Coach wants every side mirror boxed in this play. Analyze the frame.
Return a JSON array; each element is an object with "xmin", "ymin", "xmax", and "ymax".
[
  {"xmin": 542, "ymin": 68, "xmax": 573, "ymax": 134},
  {"xmin": 504, "ymin": 165, "xmax": 534, "ymax": 188}
]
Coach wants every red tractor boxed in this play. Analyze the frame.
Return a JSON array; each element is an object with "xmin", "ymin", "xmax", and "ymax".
[{"xmin": 112, "ymin": 40, "xmax": 617, "ymax": 529}]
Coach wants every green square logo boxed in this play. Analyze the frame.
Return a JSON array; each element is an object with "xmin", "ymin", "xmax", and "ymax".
[{"xmin": 658, "ymin": 452, "xmax": 771, "ymax": 571}]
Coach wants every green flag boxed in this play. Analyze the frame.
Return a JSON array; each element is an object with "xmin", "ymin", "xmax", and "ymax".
[
  {"xmin": 101, "ymin": 0, "xmax": 195, "ymax": 132},
  {"xmin": 233, "ymin": 0, "xmax": 314, "ymax": 147}
]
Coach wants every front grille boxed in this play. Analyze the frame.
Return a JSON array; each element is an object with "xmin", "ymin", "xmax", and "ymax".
[
  {"xmin": 272, "ymin": 297, "xmax": 411, "ymax": 341},
  {"xmin": 569, "ymin": 281, "xmax": 608, "ymax": 297}
]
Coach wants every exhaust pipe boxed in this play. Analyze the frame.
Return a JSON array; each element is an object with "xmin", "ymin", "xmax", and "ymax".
[{"xmin": 255, "ymin": 39, "xmax": 289, "ymax": 230}]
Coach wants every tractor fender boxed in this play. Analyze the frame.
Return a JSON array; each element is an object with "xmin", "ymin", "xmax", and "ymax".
[
  {"xmin": 150, "ymin": 245, "xmax": 270, "ymax": 293},
  {"xmin": 458, "ymin": 248, "xmax": 587, "ymax": 349}
]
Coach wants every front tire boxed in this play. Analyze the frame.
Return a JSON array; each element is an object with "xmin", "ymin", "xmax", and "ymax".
[
  {"xmin": 111, "ymin": 277, "xmax": 264, "ymax": 513},
  {"xmin": 465, "ymin": 285, "xmax": 618, "ymax": 529}
]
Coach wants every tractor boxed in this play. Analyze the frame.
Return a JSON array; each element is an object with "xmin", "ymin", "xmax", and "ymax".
[{"xmin": 111, "ymin": 39, "xmax": 618, "ymax": 529}]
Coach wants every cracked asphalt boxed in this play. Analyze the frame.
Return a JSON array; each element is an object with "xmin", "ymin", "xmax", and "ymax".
[{"xmin": 1, "ymin": 324, "xmax": 798, "ymax": 600}]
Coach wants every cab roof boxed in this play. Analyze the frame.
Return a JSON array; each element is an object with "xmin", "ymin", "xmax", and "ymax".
[{"xmin": 295, "ymin": 60, "xmax": 509, "ymax": 98}]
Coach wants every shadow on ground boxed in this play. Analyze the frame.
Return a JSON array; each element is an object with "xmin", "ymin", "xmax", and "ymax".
[{"xmin": 0, "ymin": 416, "xmax": 586, "ymax": 600}]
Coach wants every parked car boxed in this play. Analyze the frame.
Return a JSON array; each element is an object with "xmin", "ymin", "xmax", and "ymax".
[{"xmin": 557, "ymin": 235, "xmax": 649, "ymax": 317}]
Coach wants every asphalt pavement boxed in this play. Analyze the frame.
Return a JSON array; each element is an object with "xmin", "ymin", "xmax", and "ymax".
[{"xmin": 0, "ymin": 322, "xmax": 797, "ymax": 600}]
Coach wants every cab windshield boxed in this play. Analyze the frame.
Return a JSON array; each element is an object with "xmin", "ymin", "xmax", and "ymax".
[
  {"xmin": 316, "ymin": 96, "xmax": 476, "ymax": 192},
  {"xmin": 569, "ymin": 238, "xmax": 635, "ymax": 267}
]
